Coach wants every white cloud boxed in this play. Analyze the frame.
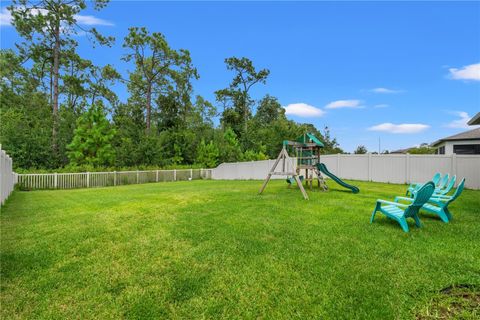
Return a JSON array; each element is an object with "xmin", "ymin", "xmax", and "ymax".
[
  {"xmin": 283, "ymin": 103, "xmax": 325, "ymax": 117},
  {"xmin": 0, "ymin": 7, "xmax": 113, "ymax": 27},
  {"xmin": 446, "ymin": 111, "xmax": 473, "ymax": 129},
  {"xmin": 370, "ymin": 87, "xmax": 403, "ymax": 94},
  {"xmin": 325, "ymin": 99, "xmax": 364, "ymax": 109},
  {"xmin": 73, "ymin": 14, "xmax": 113, "ymax": 26},
  {"xmin": 0, "ymin": 7, "xmax": 12, "ymax": 26},
  {"xmin": 374, "ymin": 104, "xmax": 389, "ymax": 108},
  {"xmin": 368, "ymin": 123, "xmax": 430, "ymax": 134},
  {"xmin": 448, "ymin": 63, "xmax": 480, "ymax": 81}
]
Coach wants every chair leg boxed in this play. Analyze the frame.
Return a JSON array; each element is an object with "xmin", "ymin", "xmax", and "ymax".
[
  {"xmin": 413, "ymin": 214, "xmax": 422, "ymax": 228},
  {"xmin": 398, "ymin": 218, "xmax": 409, "ymax": 233},
  {"xmin": 371, "ymin": 203, "xmax": 380, "ymax": 223},
  {"xmin": 444, "ymin": 207, "xmax": 452, "ymax": 221},
  {"xmin": 437, "ymin": 210, "xmax": 450, "ymax": 223}
]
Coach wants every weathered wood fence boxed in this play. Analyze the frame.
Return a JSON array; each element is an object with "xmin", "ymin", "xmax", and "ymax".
[
  {"xmin": 17, "ymin": 169, "xmax": 212, "ymax": 190},
  {"xmin": 1, "ymin": 149, "xmax": 16, "ymax": 204}
]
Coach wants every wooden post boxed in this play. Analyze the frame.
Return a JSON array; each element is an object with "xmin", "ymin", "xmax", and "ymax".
[
  {"xmin": 86, "ymin": 172, "xmax": 90, "ymax": 188},
  {"xmin": 54, "ymin": 172, "xmax": 58, "ymax": 189},
  {"xmin": 174, "ymin": 169, "xmax": 177, "ymax": 181},
  {"xmin": 190, "ymin": 168, "xmax": 193, "ymax": 180},
  {"xmin": 114, "ymin": 171, "xmax": 117, "ymax": 186},
  {"xmin": 156, "ymin": 170, "xmax": 159, "ymax": 182},
  {"xmin": 136, "ymin": 170, "xmax": 139, "ymax": 184}
]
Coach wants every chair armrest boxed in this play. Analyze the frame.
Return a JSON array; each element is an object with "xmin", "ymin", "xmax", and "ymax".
[
  {"xmin": 394, "ymin": 196, "xmax": 414, "ymax": 203},
  {"xmin": 428, "ymin": 199, "xmax": 444, "ymax": 206},
  {"xmin": 377, "ymin": 199, "xmax": 408, "ymax": 207},
  {"xmin": 431, "ymin": 195, "xmax": 450, "ymax": 201}
]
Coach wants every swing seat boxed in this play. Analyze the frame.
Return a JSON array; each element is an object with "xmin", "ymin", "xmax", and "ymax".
[{"xmin": 286, "ymin": 176, "xmax": 303, "ymax": 185}]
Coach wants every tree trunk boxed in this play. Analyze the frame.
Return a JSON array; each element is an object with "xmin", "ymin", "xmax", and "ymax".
[
  {"xmin": 52, "ymin": 22, "xmax": 60, "ymax": 153},
  {"xmin": 146, "ymin": 83, "xmax": 152, "ymax": 133}
]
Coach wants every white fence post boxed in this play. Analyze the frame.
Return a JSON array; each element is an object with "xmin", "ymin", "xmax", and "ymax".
[
  {"xmin": 156, "ymin": 170, "xmax": 159, "ymax": 182},
  {"xmin": 368, "ymin": 153, "xmax": 372, "ymax": 181},
  {"xmin": 452, "ymin": 153, "xmax": 457, "ymax": 178},
  {"xmin": 174, "ymin": 169, "xmax": 177, "ymax": 181},
  {"xmin": 405, "ymin": 154, "xmax": 410, "ymax": 184},
  {"xmin": 336, "ymin": 154, "xmax": 341, "ymax": 176},
  {"xmin": 86, "ymin": 172, "xmax": 90, "ymax": 188},
  {"xmin": 114, "ymin": 171, "xmax": 117, "ymax": 186},
  {"xmin": 54, "ymin": 172, "xmax": 58, "ymax": 189},
  {"xmin": 190, "ymin": 168, "xmax": 193, "ymax": 180},
  {"xmin": 136, "ymin": 170, "xmax": 139, "ymax": 184}
]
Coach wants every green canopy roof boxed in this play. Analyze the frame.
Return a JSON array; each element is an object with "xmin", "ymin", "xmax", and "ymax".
[{"xmin": 296, "ymin": 133, "xmax": 324, "ymax": 147}]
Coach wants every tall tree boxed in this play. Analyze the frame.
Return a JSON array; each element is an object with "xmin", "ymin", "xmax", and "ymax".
[
  {"xmin": 9, "ymin": 0, "xmax": 114, "ymax": 153},
  {"xmin": 215, "ymin": 57, "xmax": 269, "ymax": 139},
  {"xmin": 123, "ymin": 27, "xmax": 191, "ymax": 133}
]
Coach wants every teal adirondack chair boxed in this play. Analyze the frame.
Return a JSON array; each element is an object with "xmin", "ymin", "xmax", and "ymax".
[
  {"xmin": 395, "ymin": 178, "xmax": 465, "ymax": 223},
  {"xmin": 371, "ymin": 181, "xmax": 435, "ymax": 232},
  {"xmin": 434, "ymin": 175, "xmax": 456, "ymax": 196},
  {"xmin": 406, "ymin": 173, "xmax": 441, "ymax": 196}
]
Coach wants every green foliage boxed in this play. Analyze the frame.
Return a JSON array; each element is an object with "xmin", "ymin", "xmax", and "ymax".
[
  {"xmin": 196, "ymin": 139, "xmax": 220, "ymax": 168},
  {"xmin": 242, "ymin": 148, "xmax": 268, "ymax": 161},
  {"xmin": 217, "ymin": 128, "xmax": 243, "ymax": 163},
  {"xmin": 2, "ymin": 12, "xmax": 345, "ymax": 170},
  {"xmin": 67, "ymin": 103, "xmax": 116, "ymax": 166},
  {"xmin": 408, "ymin": 146, "xmax": 436, "ymax": 154},
  {"xmin": 354, "ymin": 145, "xmax": 368, "ymax": 154}
]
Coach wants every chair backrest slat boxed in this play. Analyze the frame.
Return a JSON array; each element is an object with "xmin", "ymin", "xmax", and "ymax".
[
  {"xmin": 405, "ymin": 181, "xmax": 435, "ymax": 217},
  {"xmin": 437, "ymin": 174, "xmax": 449, "ymax": 189},
  {"xmin": 447, "ymin": 178, "xmax": 465, "ymax": 204},
  {"xmin": 432, "ymin": 173, "xmax": 441, "ymax": 185}
]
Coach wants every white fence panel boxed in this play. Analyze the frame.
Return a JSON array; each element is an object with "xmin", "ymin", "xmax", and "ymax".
[
  {"xmin": 371, "ymin": 155, "xmax": 407, "ymax": 184},
  {"xmin": 17, "ymin": 169, "xmax": 212, "ymax": 190},
  {"xmin": 1, "ymin": 149, "xmax": 16, "ymax": 204},
  {"xmin": 211, "ymin": 154, "xmax": 480, "ymax": 189}
]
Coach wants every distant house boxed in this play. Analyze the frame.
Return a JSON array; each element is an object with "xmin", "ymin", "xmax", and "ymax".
[
  {"xmin": 431, "ymin": 128, "xmax": 480, "ymax": 155},
  {"xmin": 390, "ymin": 148, "xmax": 412, "ymax": 154},
  {"xmin": 467, "ymin": 112, "xmax": 480, "ymax": 126}
]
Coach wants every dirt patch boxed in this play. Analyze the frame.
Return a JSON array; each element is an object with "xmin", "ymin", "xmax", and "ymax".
[{"xmin": 417, "ymin": 284, "xmax": 480, "ymax": 319}]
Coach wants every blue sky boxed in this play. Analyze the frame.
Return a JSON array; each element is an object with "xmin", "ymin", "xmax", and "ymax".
[{"xmin": 1, "ymin": 1, "xmax": 479, "ymax": 152}]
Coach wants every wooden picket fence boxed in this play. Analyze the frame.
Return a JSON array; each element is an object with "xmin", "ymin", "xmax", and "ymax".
[{"xmin": 17, "ymin": 169, "xmax": 212, "ymax": 190}]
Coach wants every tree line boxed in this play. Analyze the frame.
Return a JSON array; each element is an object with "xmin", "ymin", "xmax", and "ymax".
[{"xmin": 0, "ymin": 0, "xmax": 343, "ymax": 171}]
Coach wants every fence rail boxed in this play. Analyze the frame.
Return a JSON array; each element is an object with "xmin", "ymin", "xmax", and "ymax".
[
  {"xmin": 17, "ymin": 169, "xmax": 212, "ymax": 190},
  {"xmin": 212, "ymin": 154, "xmax": 480, "ymax": 190},
  {"xmin": 1, "ymin": 149, "xmax": 16, "ymax": 204}
]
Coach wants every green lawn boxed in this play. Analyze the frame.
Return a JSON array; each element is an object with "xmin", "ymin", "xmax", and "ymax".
[{"xmin": 1, "ymin": 180, "xmax": 479, "ymax": 319}]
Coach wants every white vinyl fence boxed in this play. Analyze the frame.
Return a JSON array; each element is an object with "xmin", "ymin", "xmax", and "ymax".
[
  {"xmin": 1, "ymin": 149, "xmax": 16, "ymax": 204},
  {"xmin": 212, "ymin": 154, "xmax": 480, "ymax": 190},
  {"xmin": 17, "ymin": 169, "xmax": 212, "ymax": 190}
]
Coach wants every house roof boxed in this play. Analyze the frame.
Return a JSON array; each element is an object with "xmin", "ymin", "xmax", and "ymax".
[
  {"xmin": 468, "ymin": 112, "xmax": 480, "ymax": 125},
  {"xmin": 431, "ymin": 128, "xmax": 480, "ymax": 147},
  {"xmin": 390, "ymin": 148, "xmax": 411, "ymax": 154}
]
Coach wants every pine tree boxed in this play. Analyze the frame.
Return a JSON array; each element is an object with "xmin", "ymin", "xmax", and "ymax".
[
  {"xmin": 196, "ymin": 139, "xmax": 220, "ymax": 168},
  {"xmin": 67, "ymin": 103, "xmax": 116, "ymax": 166}
]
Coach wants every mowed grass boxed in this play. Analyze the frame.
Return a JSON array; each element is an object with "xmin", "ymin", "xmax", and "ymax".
[{"xmin": 1, "ymin": 179, "xmax": 479, "ymax": 319}]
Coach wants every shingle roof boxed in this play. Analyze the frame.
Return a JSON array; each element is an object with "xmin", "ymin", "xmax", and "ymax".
[
  {"xmin": 468, "ymin": 112, "xmax": 480, "ymax": 125},
  {"xmin": 431, "ymin": 128, "xmax": 480, "ymax": 147}
]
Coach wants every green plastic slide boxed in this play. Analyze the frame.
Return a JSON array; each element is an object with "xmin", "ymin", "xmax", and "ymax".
[{"xmin": 316, "ymin": 163, "xmax": 359, "ymax": 194}]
